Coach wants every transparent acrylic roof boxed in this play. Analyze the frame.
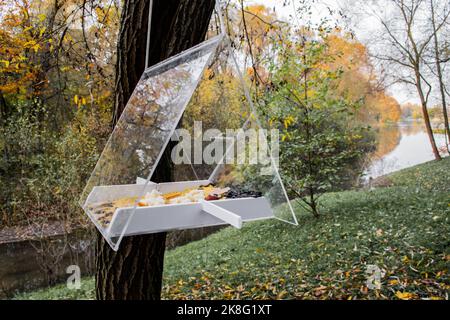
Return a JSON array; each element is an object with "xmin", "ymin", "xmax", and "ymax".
[
  {"xmin": 174, "ymin": 40, "xmax": 298, "ymax": 225},
  {"xmin": 80, "ymin": 36, "xmax": 223, "ymax": 248},
  {"xmin": 80, "ymin": 33, "xmax": 297, "ymax": 251}
]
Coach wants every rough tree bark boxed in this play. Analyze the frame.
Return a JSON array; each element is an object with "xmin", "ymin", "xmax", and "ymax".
[
  {"xmin": 400, "ymin": 1, "xmax": 441, "ymax": 161},
  {"xmin": 96, "ymin": 0, "xmax": 215, "ymax": 300},
  {"xmin": 430, "ymin": 0, "xmax": 450, "ymax": 152},
  {"xmin": 372, "ymin": 0, "xmax": 442, "ymax": 160},
  {"xmin": 413, "ymin": 66, "xmax": 441, "ymax": 161}
]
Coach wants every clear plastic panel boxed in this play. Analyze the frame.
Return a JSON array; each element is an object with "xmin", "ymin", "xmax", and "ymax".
[
  {"xmin": 79, "ymin": 36, "xmax": 222, "ymax": 250},
  {"xmin": 207, "ymin": 116, "xmax": 299, "ymax": 225},
  {"xmin": 172, "ymin": 40, "xmax": 249, "ymax": 180},
  {"xmin": 171, "ymin": 38, "xmax": 298, "ymax": 224},
  {"xmin": 80, "ymin": 34, "xmax": 297, "ymax": 251}
]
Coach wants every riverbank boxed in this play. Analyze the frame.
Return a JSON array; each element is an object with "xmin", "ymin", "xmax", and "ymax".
[
  {"xmin": 16, "ymin": 157, "xmax": 450, "ymax": 300},
  {"xmin": 0, "ymin": 221, "xmax": 82, "ymax": 245},
  {"xmin": 364, "ymin": 120, "xmax": 448, "ymax": 179},
  {"xmin": 1, "ymin": 229, "xmax": 95, "ymax": 299}
]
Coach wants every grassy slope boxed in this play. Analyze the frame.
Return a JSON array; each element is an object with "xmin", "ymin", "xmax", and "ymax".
[{"xmin": 16, "ymin": 158, "xmax": 450, "ymax": 300}]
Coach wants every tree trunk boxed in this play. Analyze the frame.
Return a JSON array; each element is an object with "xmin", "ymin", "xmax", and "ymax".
[
  {"xmin": 0, "ymin": 92, "xmax": 7, "ymax": 125},
  {"xmin": 430, "ymin": 0, "xmax": 450, "ymax": 153},
  {"xmin": 96, "ymin": 0, "xmax": 215, "ymax": 300},
  {"xmin": 396, "ymin": 1, "xmax": 442, "ymax": 161},
  {"xmin": 414, "ymin": 69, "xmax": 442, "ymax": 161}
]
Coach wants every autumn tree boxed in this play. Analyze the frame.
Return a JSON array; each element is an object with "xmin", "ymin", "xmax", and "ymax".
[
  {"xmin": 238, "ymin": 3, "xmax": 281, "ymax": 87},
  {"xmin": 262, "ymin": 26, "xmax": 371, "ymax": 218},
  {"xmin": 402, "ymin": 102, "xmax": 423, "ymax": 119},
  {"xmin": 0, "ymin": 0, "xmax": 119, "ymax": 227},
  {"xmin": 0, "ymin": 0, "xmax": 118, "ymax": 124},
  {"xmin": 324, "ymin": 32, "xmax": 401, "ymax": 124},
  {"xmin": 357, "ymin": 0, "xmax": 444, "ymax": 160},
  {"xmin": 95, "ymin": 0, "xmax": 215, "ymax": 300},
  {"xmin": 428, "ymin": 0, "xmax": 450, "ymax": 152}
]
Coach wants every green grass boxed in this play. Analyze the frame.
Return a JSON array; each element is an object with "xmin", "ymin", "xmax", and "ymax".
[{"xmin": 16, "ymin": 158, "xmax": 450, "ymax": 300}]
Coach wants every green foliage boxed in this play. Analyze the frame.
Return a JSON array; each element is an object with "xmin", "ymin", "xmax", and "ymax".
[
  {"xmin": 0, "ymin": 104, "xmax": 107, "ymax": 226},
  {"xmin": 262, "ymin": 36, "xmax": 373, "ymax": 217},
  {"xmin": 16, "ymin": 158, "xmax": 450, "ymax": 300},
  {"xmin": 162, "ymin": 159, "xmax": 449, "ymax": 300},
  {"xmin": 0, "ymin": 0, "xmax": 116, "ymax": 226}
]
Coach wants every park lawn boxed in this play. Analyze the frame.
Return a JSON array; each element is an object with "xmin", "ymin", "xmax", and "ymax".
[{"xmin": 16, "ymin": 157, "xmax": 450, "ymax": 300}]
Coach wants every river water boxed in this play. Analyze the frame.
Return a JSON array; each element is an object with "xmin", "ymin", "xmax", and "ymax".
[
  {"xmin": 364, "ymin": 121, "xmax": 447, "ymax": 179},
  {"xmin": 0, "ymin": 230, "xmax": 95, "ymax": 299}
]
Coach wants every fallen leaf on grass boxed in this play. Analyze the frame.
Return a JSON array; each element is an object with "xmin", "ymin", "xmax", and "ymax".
[
  {"xmin": 313, "ymin": 286, "xmax": 328, "ymax": 297},
  {"xmin": 277, "ymin": 290, "xmax": 288, "ymax": 299},
  {"xmin": 388, "ymin": 279, "xmax": 399, "ymax": 285},
  {"xmin": 395, "ymin": 291, "xmax": 417, "ymax": 300}
]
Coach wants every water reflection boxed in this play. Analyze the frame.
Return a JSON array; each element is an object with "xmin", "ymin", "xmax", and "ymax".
[{"xmin": 365, "ymin": 120, "xmax": 447, "ymax": 179}]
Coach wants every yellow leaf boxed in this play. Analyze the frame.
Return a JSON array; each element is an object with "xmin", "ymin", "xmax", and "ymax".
[
  {"xmin": 395, "ymin": 291, "xmax": 416, "ymax": 300},
  {"xmin": 22, "ymin": 8, "xmax": 29, "ymax": 19},
  {"xmin": 39, "ymin": 27, "xmax": 46, "ymax": 37},
  {"xmin": 1, "ymin": 60, "xmax": 10, "ymax": 68},
  {"xmin": 74, "ymin": 95, "xmax": 79, "ymax": 104},
  {"xmin": 38, "ymin": 13, "xmax": 46, "ymax": 22},
  {"xmin": 24, "ymin": 40, "xmax": 37, "ymax": 47},
  {"xmin": 32, "ymin": 44, "xmax": 40, "ymax": 53},
  {"xmin": 277, "ymin": 290, "xmax": 288, "ymax": 299}
]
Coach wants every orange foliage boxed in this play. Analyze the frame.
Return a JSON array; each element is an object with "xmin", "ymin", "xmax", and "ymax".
[
  {"xmin": 366, "ymin": 92, "xmax": 402, "ymax": 123},
  {"xmin": 324, "ymin": 31, "xmax": 401, "ymax": 123},
  {"xmin": 0, "ymin": 0, "xmax": 51, "ymax": 97},
  {"xmin": 0, "ymin": 0, "xmax": 118, "ymax": 116}
]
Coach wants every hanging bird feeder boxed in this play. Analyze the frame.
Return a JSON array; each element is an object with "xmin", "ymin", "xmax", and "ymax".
[{"xmin": 79, "ymin": 4, "xmax": 298, "ymax": 251}]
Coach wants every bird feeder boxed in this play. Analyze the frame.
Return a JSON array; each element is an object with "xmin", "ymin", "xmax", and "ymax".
[{"xmin": 79, "ymin": 23, "xmax": 297, "ymax": 251}]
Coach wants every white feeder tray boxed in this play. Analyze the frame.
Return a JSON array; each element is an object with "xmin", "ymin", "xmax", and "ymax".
[{"xmin": 85, "ymin": 179, "xmax": 273, "ymax": 239}]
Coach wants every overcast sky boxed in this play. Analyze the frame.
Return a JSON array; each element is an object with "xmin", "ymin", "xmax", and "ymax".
[{"xmin": 247, "ymin": 0, "xmax": 422, "ymax": 105}]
